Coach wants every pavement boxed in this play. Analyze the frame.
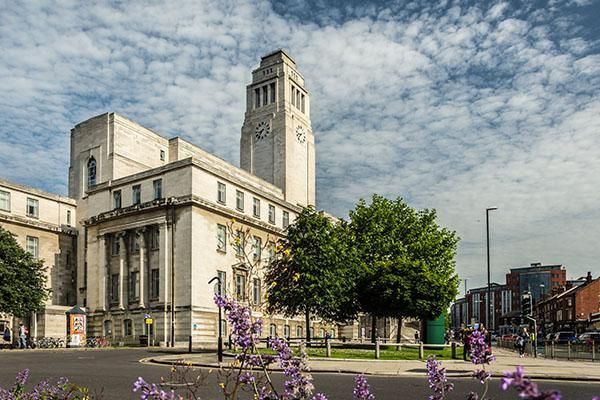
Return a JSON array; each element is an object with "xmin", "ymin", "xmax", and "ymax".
[{"xmin": 142, "ymin": 346, "xmax": 600, "ymax": 382}]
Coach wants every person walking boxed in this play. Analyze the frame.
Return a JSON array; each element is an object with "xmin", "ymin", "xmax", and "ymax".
[
  {"xmin": 463, "ymin": 327, "xmax": 472, "ymax": 361},
  {"xmin": 3, "ymin": 325, "xmax": 11, "ymax": 347},
  {"xmin": 517, "ymin": 327, "xmax": 530, "ymax": 358},
  {"xmin": 18, "ymin": 323, "xmax": 27, "ymax": 349}
]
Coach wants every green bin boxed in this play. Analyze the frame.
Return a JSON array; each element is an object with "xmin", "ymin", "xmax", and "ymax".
[{"xmin": 425, "ymin": 314, "xmax": 446, "ymax": 345}]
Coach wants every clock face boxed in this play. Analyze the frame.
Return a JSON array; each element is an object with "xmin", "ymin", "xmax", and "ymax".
[
  {"xmin": 295, "ymin": 126, "xmax": 306, "ymax": 143},
  {"xmin": 255, "ymin": 121, "xmax": 270, "ymax": 140}
]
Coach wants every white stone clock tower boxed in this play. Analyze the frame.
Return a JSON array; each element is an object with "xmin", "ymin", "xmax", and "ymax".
[{"xmin": 240, "ymin": 50, "xmax": 316, "ymax": 207}]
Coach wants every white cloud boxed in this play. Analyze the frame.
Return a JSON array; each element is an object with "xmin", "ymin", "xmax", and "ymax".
[{"xmin": 0, "ymin": 0, "xmax": 599, "ymax": 290}]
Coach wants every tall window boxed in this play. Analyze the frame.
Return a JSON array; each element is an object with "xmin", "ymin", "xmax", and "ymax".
[
  {"xmin": 150, "ymin": 227, "xmax": 160, "ymax": 249},
  {"xmin": 236, "ymin": 190, "xmax": 244, "ymax": 211},
  {"xmin": 268, "ymin": 205, "xmax": 275, "ymax": 224},
  {"xmin": 0, "ymin": 190, "xmax": 10, "ymax": 211},
  {"xmin": 26, "ymin": 236, "xmax": 38, "ymax": 259},
  {"xmin": 296, "ymin": 325, "xmax": 303, "ymax": 338},
  {"xmin": 270, "ymin": 82, "xmax": 276, "ymax": 103},
  {"xmin": 132, "ymin": 234, "xmax": 140, "ymax": 252},
  {"xmin": 252, "ymin": 236, "xmax": 262, "ymax": 260},
  {"xmin": 123, "ymin": 319, "xmax": 133, "ymax": 336},
  {"xmin": 217, "ymin": 182, "xmax": 226, "ymax": 204},
  {"xmin": 132, "ymin": 185, "xmax": 141, "ymax": 205},
  {"xmin": 284, "ymin": 325, "xmax": 291, "ymax": 339},
  {"xmin": 216, "ymin": 224, "xmax": 227, "ymax": 252},
  {"xmin": 150, "ymin": 269, "xmax": 160, "ymax": 299},
  {"xmin": 104, "ymin": 320, "xmax": 113, "ymax": 337},
  {"xmin": 66, "ymin": 210, "xmax": 71, "ymax": 226},
  {"xmin": 111, "ymin": 274, "xmax": 120, "ymax": 302},
  {"xmin": 26, "ymin": 197, "xmax": 39, "ymax": 218},
  {"xmin": 253, "ymin": 198, "xmax": 260, "ymax": 218},
  {"xmin": 111, "ymin": 236, "xmax": 121, "ymax": 256},
  {"xmin": 235, "ymin": 274, "xmax": 245, "ymax": 301},
  {"xmin": 153, "ymin": 179, "xmax": 162, "ymax": 200},
  {"xmin": 160, "ymin": 150, "xmax": 166, "ymax": 161},
  {"xmin": 129, "ymin": 271, "xmax": 140, "ymax": 301},
  {"xmin": 217, "ymin": 270, "xmax": 226, "ymax": 295},
  {"xmin": 301, "ymin": 94, "xmax": 305, "ymax": 113},
  {"xmin": 269, "ymin": 324, "xmax": 277, "ymax": 337},
  {"xmin": 113, "ymin": 190, "xmax": 122, "ymax": 209},
  {"xmin": 87, "ymin": 157, "xmax": 97, "ymax": 188},
  {"xmin": 254, "ymin": 88, "xmax": 260, "ymax": 108},
  {"xmin": 291, "ymin": 85, "xmax": 296, "ymax": 107},
  {"xmin": 282, "ymin": 211, "xmax": 289, "ymax": 229},
  {"xmin": 252, "ymin": 278, "xmax": 261, "ymax": 305}
]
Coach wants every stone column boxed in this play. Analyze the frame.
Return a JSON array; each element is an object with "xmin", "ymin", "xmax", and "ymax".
[
  {"xmin": 98, "ymin": 234, "xmax": 107, "ymax": 311},
  {"xmin": 118, "ymin": 232, "xmax": 127, "ymax": 310},
  {"xmin": 158, "ymin": 223, "xmax": 169, "ymax": 344},
  {"xmin": 138, "ymin": 228, "xmax": 147, "ymax": 309}
]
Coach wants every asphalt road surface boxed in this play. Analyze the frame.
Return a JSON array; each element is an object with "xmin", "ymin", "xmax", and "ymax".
[{"xmin": 0, "ymin": 349, "xmax": 598, "ymax": 399}]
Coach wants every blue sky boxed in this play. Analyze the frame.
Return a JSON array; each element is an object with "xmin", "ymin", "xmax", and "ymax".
[{"xmin": 1, "ymin": 0, "xmax": 599, "ymax": 292}]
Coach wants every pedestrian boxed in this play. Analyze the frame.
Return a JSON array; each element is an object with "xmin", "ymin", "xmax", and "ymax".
[
  {"xmin": 3, "ymin": 325, "xmax": 11, "ymax": 345},
  {"xmin": 463, "ymin": 328, "xmax": 472, "ymax": 361},
  {"xmin": 517, "ymin": 327, "xmax": 529, "ymax": 358},
  {"xmin": 414, "ymin": 330, "xmax": 420, "ymax": 344},
  {"xmin": 18, "ymin": 323, "xmax": 27, "ymax": 349}
]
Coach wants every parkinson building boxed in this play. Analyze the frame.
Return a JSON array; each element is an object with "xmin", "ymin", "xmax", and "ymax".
[{"xmin": 1, "ymin": 50, "xmax": 329, "ymax": 345}]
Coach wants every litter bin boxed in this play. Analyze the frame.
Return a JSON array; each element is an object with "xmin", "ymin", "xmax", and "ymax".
[{"xmin": 139, "ymin": 335, "xmax": 148, "ymax": 347}]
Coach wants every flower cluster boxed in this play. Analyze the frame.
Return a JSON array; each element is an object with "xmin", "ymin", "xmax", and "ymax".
[
  {"xmin": 215, "ymin": 294, "xmax": 263, "ymax": 349},
  {"xmin": 133, "ymin": 377, "xmax": 181, "ymax": 400},
  {"xmin": 468, "ymin": 330, "xmax": 495, "ymax": 365},
  {"xmin": 426, "ymin": 356, "xmax": 454, "ymax": 400},
  {"xmin": 353, "ymin": 374, "xmax": 375, "ymax": 400},
  {"xmin": 0, "ymin": 369, "xmax": 85, "ymax": 400},
  {"xmin": 501, "ymin": 366, "xmax": 562, "ymax": 400}
]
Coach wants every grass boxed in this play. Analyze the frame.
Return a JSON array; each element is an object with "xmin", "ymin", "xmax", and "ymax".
[{"xmin": 241, "ymin": 345, "xmax": 463, "ymax": 360}]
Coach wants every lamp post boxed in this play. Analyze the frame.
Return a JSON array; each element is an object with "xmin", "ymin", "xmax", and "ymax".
[
  {"xmin": 209, "ymin": 276, "xmax": 223, "ymax": 362},
  {"xmin": 486, "ymin": 206, "xmax": 498, "ymax": 334}
]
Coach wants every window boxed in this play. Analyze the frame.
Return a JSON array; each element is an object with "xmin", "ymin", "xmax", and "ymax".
[
  {"xmin": 268, "ymin": 205, "xmax": 275, "ymax": 224},
  {"xmin": 255, "ymin": 88, "xmax": 260, "ymax": 108},
  {"xmin": 0, "ymin": 190, "xmax": 10, "ymax": 211},
  {"xmin": 270, "ymin": 82, "xmax": 276, "ymax": 103},
  {"xmin": 160, "ymin": 150, "xmax": 166, "ymax": 161},
  {"xmin": 235, "ymin": 230, "xmax": 245, "ymax": 256},
  {"xmin": 113, "ymin": 190, "xmax": 122, "ymax": 209},
  {"xmin": 26, "ymin": 197, "xmax": 39, "ymax": 218},
  {"xmin": 296, "ymin": 90, "xmax": 301, "ymax": 109},
  {"xmin": 26, "ymin": 236, "xmax": 38, "ymax": 259},
  {"xmin": 87, "ymin": 157, "xmax": 97, "ymax": 188},
  {"xmin": 284, "ymin": 325, "xmax": 291, "ymax": 339},
  {"xmin": 151, "ymin": 227, "xmax": 160, "ymax": 249},
  {"xmin": 150, "ymin": 269, "xmax": 160, "ymax": 299},
  {"xmin": 301, "ymin": 94, "xmax": 305, "ymax": 113},
  {"xmin": 104, "ymin": 320, "xmax": 113, "ymax": 337},
  {"xmin": 111, "ymin": 274, "xmax": 120, "ymax": 302},
  {"xmin": 217, "ymin": 182, "xmax": 226, "ymax": 204},
  {"xmin": 296, "ymin": 325, "xmax": 303, "ymax": 338},
  {"xmin": 252, "ymin": 236, "xmax": 262, "ymax": 260},
  {"xmin": 111, "ymin": 236, "xmax": 121, "ymax": 256},
  {"xmin": 132, "ymin": 185, "xmax": 141, "ymax": 205},
  {"xmin": 235, "ymin": 274, "xmax": 246, "ymax": 301},
  {"xmin": 282, "ymin": 211, "xmax": 289, "ymax": 229},
  {"xmin": 236, "ymin": 190, "xmax": 244, "ymax": 211},
  {"xmin": 291, "ymin": 86, "xmax": 296, "ymax": 107},
  {"xmin": 269, "ymin": 324, "xmax": 277, "ymax": 337},
  {"xmin": 253, "ymin": 198, "xmax": 260, "ymax": 218},
  {"xmin": 216, "ymin": 270, "xmax": 226, "ymax": 295},
  {"xmin": 66, "ymin": 210, "xmax": 72, "ymax": 226},
  {"xmin": 262, "ymin": 86, "xmax": 268, "ymax": 106},
  {"xmin": 252, "ymin": 278, "xmax": 261, "ymax": 305},
  {"xmin": 132, "ymin": 234, "xmax": 140, "ymax": 252},
  {"xmin": 130, "ymin": 271, "xmax": 140, "ymax": 301},
  {"xmin": 123, "ymin": 319, "xmax": 133, "ymax": 336},
  {"xmin": 217, "ymin": 224, "xmax": 227, "ymax": 252},
  {"xmin": 153, "ymin": 179, "xmax": 162, "ymax": 200}
]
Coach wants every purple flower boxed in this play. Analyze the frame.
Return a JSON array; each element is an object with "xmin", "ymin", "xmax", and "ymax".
[
  {"xmin": 469, "ymin": 330, "xmax": 495, "ymax": 365},
  {"xmin": 426, "ymin": 356, "xmax": 454, "ymax": 400},
  {"xmin": 214, "ymin": 294, "xmax": 262, "ymax": 350},
  {"xmin": 312, "ymin": 394, "xmax": 328, "ymax": 400},
  {"xmin": 472, "ymin": 369, "xmax": 491, "ymax": 384},
  {"xmin": 501, "ymin": 366, "xmax": 562, "ymax": 400},
  {"xmin": 353, "ymin": 374, "xmax": 375, "ymax": 400},
  {"xmin": 132, "ymin": 376, "xmax": 182, "ymax": 400},
  {"xmin": 270, "ymin": 337, "xmax": 315, "ymax": 400},
  {"xmin": 15, "ymin": 369, "xmax": 29, "ymax": 386}
]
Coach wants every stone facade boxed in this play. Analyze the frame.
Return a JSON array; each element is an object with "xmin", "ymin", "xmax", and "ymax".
[{"xmin": 0, "ymin": 179, "xmax": 77, "ymax": 339}]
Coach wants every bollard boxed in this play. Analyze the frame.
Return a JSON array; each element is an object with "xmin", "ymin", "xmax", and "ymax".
[
  {"xmin": 188, "ymin": 335, "xmax": 192, "ymax": 353},
  {"xmin": 326, "ymin": 337, "xmax": 331, "ymax": 358},
  {"xmin": 568, "ymin": 341, "xmax": 571, "ymax": 360},
  {"xmin": 592, "ymin": 340, "xmax": 596, "ymax": 362},
  {"xmin": 451, "ymin": 342, "xmax": 456, "ymax": 359},
  {"xmin": 419, "ymin": 342, "xmax": 424, "ymax": 360},
  {"xmin": 375, "ymin": 339, "xmax": 380, "ymax": 359}
]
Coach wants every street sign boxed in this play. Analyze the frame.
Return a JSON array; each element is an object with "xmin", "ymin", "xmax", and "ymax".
[{"xmin": 145, "ymin": 318, "xmax": 153, "ymax": 325}]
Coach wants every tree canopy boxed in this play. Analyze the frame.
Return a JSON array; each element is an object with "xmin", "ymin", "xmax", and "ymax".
[
  {"xmin": 264, "ymin": 207, "xmax": 358, "ymax": 341},
  {"xmin": 349, "ymin": 195, "xmax": 459, "ymax": 321},
  {"xmin": 0, "ymin": 225, "xmax": 50, "ymax": 317}
]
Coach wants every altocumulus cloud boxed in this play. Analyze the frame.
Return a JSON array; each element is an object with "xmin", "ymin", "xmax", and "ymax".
[{"xmin": 1, "ymin": 0, "xmax": 599, "ymax": 287}]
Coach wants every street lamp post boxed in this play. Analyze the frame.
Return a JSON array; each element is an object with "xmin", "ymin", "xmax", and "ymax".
[
  {"xmin": 208, "ymin": 276, "xmax": 223, "ymax": 362},
  {"xmin": 486, "ymin": 206, "xmax": 498, "ymax": 334}
]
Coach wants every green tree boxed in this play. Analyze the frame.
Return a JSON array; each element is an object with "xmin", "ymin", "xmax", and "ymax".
[
  {"xmin": 349, "ymin": 195, "xmax": 459, "ymax": 342},
  {"xmin": 0, "ymin": 225, "xmax": 50, "ymax": 316},
  {"xmin": 265, "ymin": 207, "xmax": 358, "ymax": 343}
]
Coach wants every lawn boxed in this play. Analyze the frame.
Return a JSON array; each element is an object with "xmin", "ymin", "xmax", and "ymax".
[{"xmin": 238, "ymin": 345, "xmax": 463, "ymax": 360}]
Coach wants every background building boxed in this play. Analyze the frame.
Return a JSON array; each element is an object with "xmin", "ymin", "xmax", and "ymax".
[{"xmin": 506, "ymin": 263, "xmax": 566, "ymax": 312}]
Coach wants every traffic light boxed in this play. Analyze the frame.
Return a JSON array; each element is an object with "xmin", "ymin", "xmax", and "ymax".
[{"xmin": 522, "ymin": 292, "xmax": 532, "ymax": 317}]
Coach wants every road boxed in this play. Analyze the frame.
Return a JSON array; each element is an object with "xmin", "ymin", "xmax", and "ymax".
[{"xmin": 0, "ymin": 349, "xmax": 598, "ymax": 399}]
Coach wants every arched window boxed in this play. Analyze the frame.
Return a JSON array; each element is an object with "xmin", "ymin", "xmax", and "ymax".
[{"xmin": 87, "ymin": 157, "xmax": 97, "ymax": 188}]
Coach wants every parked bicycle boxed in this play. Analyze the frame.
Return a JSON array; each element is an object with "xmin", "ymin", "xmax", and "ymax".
[
  {"xmin": 37, "ymin": 337, "xmax": 65, "ymax": 348},
  {"xmin": 85, "ymin": 337, "xmax": 111, "ymax": 348}
]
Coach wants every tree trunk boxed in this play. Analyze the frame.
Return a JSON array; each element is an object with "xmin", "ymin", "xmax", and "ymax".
[
  {"xmin": 371, "ymin": 315, "xmax": 377, "ymax": 343},
  {"xmin": 305, "ymin": 309, "xmax": 311, "ymax": 346},
  {"xmin": 396, "ymin": 315, "xmax": 403, "ymax": 344}
]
